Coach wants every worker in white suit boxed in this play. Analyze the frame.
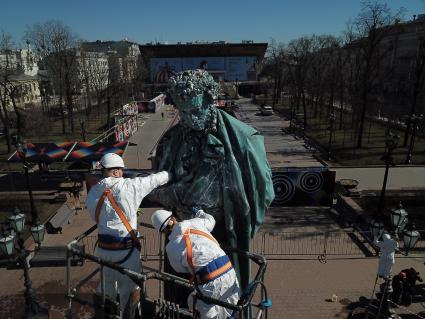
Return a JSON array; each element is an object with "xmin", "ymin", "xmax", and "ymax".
[
  {"xmin": 374, "ymin": 233, "xmax": 399, "ymax": 279},
  {"xmin": 87, "ymin": 153, "xmax": 170, "ymax": 318},
  {"xmin": 151, "ymin": 208, "xmax": 241, "ymax": 319}
]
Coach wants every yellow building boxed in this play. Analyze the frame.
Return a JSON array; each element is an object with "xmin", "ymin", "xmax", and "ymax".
[{"xmin": 1, "ymin": 74, "xmax": 41, "ymax": 110}]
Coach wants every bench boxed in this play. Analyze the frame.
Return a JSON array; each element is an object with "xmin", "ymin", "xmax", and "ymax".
[{"xmin": 46, "ymin": 202, "xmax": 76, "ymax": 233}]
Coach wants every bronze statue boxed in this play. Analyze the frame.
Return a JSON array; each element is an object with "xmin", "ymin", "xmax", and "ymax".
[{"xmin": 149, "ymin": 69, "xmax": 275, "ymax": 290}]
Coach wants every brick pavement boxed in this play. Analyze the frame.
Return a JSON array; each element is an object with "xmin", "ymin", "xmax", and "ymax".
[{"xmin": 2, "ymin": 100, "xmax": 425, "ymax": 318}]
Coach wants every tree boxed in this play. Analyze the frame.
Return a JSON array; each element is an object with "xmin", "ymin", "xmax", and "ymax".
[
  {"xmin": 267, "ymin": 39, "xmax": 286, "ymax": 109},
  {"xmin": 287, "ymin": 36, "xmax": 314, "ymax": 129},
  {"xmin": 25, "ymin": 20, "xmax": 80, "ymax": 134},
  {"xmin": 402, "ymin": 37, "xmax": 425, "ymax": 146},
  {"xmin": 306, "ymin": 35, "xmax": 341, "ymax": 119},
  {"xmin": 348, "ymin": 1, "xmax": 403, "ymax": 148},
  {"xmin": 0, "ymin": 31, "xmax": 22, "ymax": 152}
]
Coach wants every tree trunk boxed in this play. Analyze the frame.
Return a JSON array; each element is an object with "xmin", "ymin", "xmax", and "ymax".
[
  {"xmin": 338, "ymin": 83, "xmax": 344, "ymax": 130},
  {"xmin": 356, "ymin": 88, "xmax": 368, "ymax": 149},
  {"xmin": 107, "ymin": 95, "xmax": 112, "ymax": 130},
  {"xmin": 0, "ymin": 104, "xmax": 11, "ymax": 152},
  {"xmin": 302, "ymin": 89, "xmax": 307, "ymax": 129},
  {"xmin": 59, "ymin": 93, "xmax": 66, "ymax": 134},
  {"xmin": 10, "ymin": 95, "xmax": 22, "ymax": 140}
]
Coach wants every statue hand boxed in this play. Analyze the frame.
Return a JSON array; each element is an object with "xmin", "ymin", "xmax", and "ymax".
[{"xmin": 191, "ymin": 206, "xmax": 201, "ymax": 217}]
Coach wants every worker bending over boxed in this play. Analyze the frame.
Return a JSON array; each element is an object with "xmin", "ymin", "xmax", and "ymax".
[
  {"xmin": 87, "ymin": 153, "xmax": 170, "ymax": 318},
  {"xmin": 152, "ymin": 208, "xmax": 241, "ymax": 319}
]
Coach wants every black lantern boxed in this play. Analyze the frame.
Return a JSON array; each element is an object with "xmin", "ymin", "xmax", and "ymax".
[
  {"xmin": 0, "ymin": 233, "xmax": 15, "ymax": 256},
  {"xmin": 8, "ymin": 207, "xmax": 26, "ymax": 233},
  {"xmin": 30, "ymin": 223, "xmax": 45, "ymax": 247},
  {"xmin": 390, "ymin": 202, "xmax": 408, "ymax": 233},
  {"xmin": 370, "ymin": 218, "xmax": 385, "ymax": 240},
  {"xmin": 403, "ymin": 227, "xmax": 420, "ymax": 253}
]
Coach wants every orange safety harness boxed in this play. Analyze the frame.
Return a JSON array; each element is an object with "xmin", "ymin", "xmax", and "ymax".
[
  {"xmin": 183, "ymin": 228, "xmax": 232, "ymax": 285},
  {"xmin": 95, "ymin": 189, "xmax": 141, "ymax": 251}
]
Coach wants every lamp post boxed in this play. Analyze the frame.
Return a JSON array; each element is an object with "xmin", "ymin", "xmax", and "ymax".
[
  {"xmin": 405, "ymin": 114, "xmax": 423, "ymax": 165},
  {"xmin": 369, "ymin": 202, "xmax": 420, "ymax": 253},
  {"xmin": 377, "ymin": 131, "xmax": 399, "ymax": 216},
  {"xmin": 0, "ymin": 208, "xmax": 48, "ymax": 318},
  {"xmin": 235, "ymin": 78, "xmax": 239, "ymax": 99},
  {"xmin": 327, "ymin": 110, "xmax": 336, "ymax": 161},
  {"xmin": 2, "ymin": 141, "xmax": 50, "ymax": 317},
  {"xmin": 16, "ymin": 142, "xmax": 39, "ymax": 225}
]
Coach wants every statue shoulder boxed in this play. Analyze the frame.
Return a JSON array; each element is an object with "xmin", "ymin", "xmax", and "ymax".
[{"xmin": 218, "ymin": 109, "xmax": 259, "ymax": 137}]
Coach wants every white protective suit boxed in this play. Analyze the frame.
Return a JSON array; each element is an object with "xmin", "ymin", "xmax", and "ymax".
[
  {"xmin": 374, "ymin": 234, "xmax": 399, "ymax": 279},
  {"xmin": 87, "ymin": 171, "xmax": 169, "ymax": 313},
  {"xmin": 166, "ymin": 210, "xmax": 241, "ymax": 319}
]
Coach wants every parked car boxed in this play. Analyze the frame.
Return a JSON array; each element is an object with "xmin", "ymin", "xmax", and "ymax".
[{"xmin": 260, "ymin": 105, "xmax": 274, "ymax": 115}]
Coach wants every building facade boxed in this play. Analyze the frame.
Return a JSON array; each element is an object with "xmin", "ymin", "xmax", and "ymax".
[
  {"xmin": 0, "ymin": 45, "xmax": 41, "ymax": 110},
  {"xmin": 139, "ymin": 41, "xmax": 268, "ymax": 84}
]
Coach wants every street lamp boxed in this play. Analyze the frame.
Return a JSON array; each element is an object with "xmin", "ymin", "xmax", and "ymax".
[
  {"xmin": 369, "ymin": 218, "xmax": 385, "ymax": 240},
  {"xmin": 405, "ymin": 113, "xmax": 423, "ymax": 165},
  {"xmin": 16, "ymin": 141, "xmax": 39, "ymax": 225},
  {"xmin": 0, "ymin": 208, "xmax": 48, "ymax": 318},
  {"xmin": 3, "ymin": 141, "xmax": 50, "ymax": 317},
  {"xmin": 389, "ymin": 202, "xmax": 408, "ymax": 238},
  {"xmin": 402, "ymin": 226, "xmax": 420, "ymax": 254},
  {"xmin": 327, "ymin": 110, "xmax": 336, "ymax": 161},
  {"xmin": 8, "ymin": 207, "xmax": 26, "ymax": 233},
  {"xmin": 377, "ymin": 131, "xmax": 399, "ymax": 215},
  {"xmin": 369, "ymin": 202, "xmax": 420, "ymax": 253},
  {"xmin": 0, "ymin": 232, "xmax": 15, "ymax": 256}
]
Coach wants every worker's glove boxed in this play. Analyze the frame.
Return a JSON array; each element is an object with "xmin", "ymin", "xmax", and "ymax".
[{"xmin": 191, "ymin": 206, "xmax": 201, "ymax": 217}]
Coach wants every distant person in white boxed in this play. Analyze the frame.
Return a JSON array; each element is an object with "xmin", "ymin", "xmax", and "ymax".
[
  {"xmin": 151, "ymin": 208, "xmax": 241, "ymax": 319},
  {"xmin": 87, "ymin": 153, "xmax": 170, "ymax": 317},
  {"xmin": 374, "ymin": 233, "xmax": 399, "ymax": 279}
]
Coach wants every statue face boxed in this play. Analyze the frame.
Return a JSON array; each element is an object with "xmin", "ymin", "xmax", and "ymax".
[{"xmin": 177, "ymin": 94, "xmax": 211, "ymax": 131}]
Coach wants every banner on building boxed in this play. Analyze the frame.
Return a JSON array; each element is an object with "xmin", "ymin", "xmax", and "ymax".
[{"xmin": 150, "ymin": 56, "xmax": 257, "ymax": 82}]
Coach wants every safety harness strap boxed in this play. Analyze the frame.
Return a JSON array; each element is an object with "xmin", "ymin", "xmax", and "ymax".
[
  {"xmin": 95, "ymin": 189, "xmax": 141, "ymax": 251},
  {"xmin": 95, "ymin": 191, "xmax": 109, "ymax": 224},
  {"xmin": 183, "ymin": 228, "xmax": 230, "ymax": 285}
]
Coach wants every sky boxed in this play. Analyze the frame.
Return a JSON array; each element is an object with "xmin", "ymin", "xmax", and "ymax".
[{"xmin": 1, "ymin": 0, "xmax": 425, "ymax": 47}]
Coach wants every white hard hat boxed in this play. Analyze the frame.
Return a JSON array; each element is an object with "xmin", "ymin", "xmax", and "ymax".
[
  {"xmin": 152, "ymin": 210, "xmax": 173, "ymax": 232},
  {"xmin": 100, "ymin": 153, "xmax": 125, "ymax": 169}
]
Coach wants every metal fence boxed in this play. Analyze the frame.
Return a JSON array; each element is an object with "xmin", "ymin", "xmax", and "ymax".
[
  {"xmin": 251, "ymin": 229, "xmax": 378, "ymax": 261},
  {"xmin": 79, "ymin": 227, "xmax": 425, "ymax": 263}
]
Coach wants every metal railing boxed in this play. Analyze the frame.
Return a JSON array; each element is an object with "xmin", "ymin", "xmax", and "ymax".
[{"xmin": 65, "ymin": 224, "xmax": 269, "ymax": 319}]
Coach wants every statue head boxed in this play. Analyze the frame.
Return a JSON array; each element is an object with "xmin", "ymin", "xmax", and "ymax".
[{"xmin": 168, "ymin": 69, "xmax": 221, "ymax": 131}]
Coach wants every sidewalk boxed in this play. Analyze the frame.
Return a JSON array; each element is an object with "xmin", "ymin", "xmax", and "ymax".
[
  {"xmin": 236, "ymin": 98, "xmax": 323, "ymax": 168},
  {"xmin": 2, "ymin": 99, "xmax": 425, "ymax": 318},
  {"xmin": 124, "ymin": 107, "xmax": 178, "ymax": 169},
  {"xmin": 333, "ymin": 166, "xmax": 425, "ymax": 190}
]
